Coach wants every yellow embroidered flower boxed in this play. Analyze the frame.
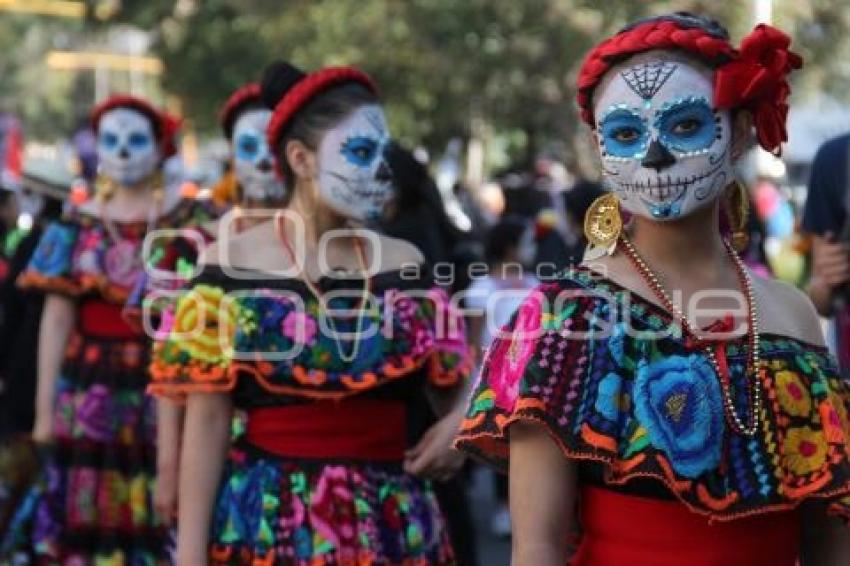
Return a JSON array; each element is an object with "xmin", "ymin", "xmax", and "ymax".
[
  {"xmin": 775, "ymin": 370, "xmax": 811, "ymax": 417},
  {"xmin": 173, "ymin": 285, "xmax": 237, "ymax": 364},
  {"xmin": 129, "ymin": 474, "xmax": 149, "ymax": 527},
  {"xmin": 784, "ymin": 426, "xmax": 827, "ymax": 476}
]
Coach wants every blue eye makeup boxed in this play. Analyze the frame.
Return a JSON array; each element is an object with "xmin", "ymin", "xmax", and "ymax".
[
  {"xmin": 341, "ymin": 136, "xmax": 379, "ymax": 167},
  {"xmin": 99, "ymin": 132, "xmax": 119, "ymax": 151},
  {"xmin": 236, "ymin": 133, "xmax": 262, "ymax": 161},
  {"xmin": 599, "ymin": 107, "xmax": 649, "ymax": 159},
  {"xmin": 655, "ymin": 96, "xmax": 717, "ymax": 154},
  {"xmin": 128, "ymin": 131, "xmax": 151, "ymax": 150}
]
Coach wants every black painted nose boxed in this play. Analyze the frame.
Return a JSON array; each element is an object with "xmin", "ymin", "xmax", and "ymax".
[
  {"xmin": 256, "ymin": 158, "xmax": 273, "ymax": 173},
  {"xmin": 119, "ymin": 146, "xmax": 130, "ymax": 159},
  {"xmin": 641, "ymin": 140, "xmax": 676, "ymax": 172},
  {"xmin": 375, "ymin": 161, "xmax": 393, "ymax": 182}
]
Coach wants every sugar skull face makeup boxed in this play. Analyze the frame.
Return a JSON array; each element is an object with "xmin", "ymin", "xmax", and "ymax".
[
  {"xmin": 593, "ymin": 51, "xmax": 733, "ymax": 221},
  {"xmin": 316, "ymin": 105, "xmax": 393, "ymax": 222},
  {"xmin": 97, "ymin": 107, "xmax": 160, "ymax": 187},
  {"xmin": 232, "ymin": 109, "xmax": 285, "ymax": 202}
]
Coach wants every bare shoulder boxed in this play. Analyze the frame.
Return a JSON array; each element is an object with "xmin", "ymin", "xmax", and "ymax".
[
  {"xmin": 373, "ymin": 233, "xmax": 425, "ymax": 272},
  {"xmin": 750, "ymin": 272, "xmax": 826, "ymax": 347},
  {"xmin": 198, "ymin": 220, "xmax": 278, "ymax": 270}
]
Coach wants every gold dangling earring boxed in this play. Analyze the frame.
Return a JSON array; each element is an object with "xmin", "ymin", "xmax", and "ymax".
[
  {"xmin": 94, "ymin": 173, "xmax": 116, "ymax": 203},
  {"xmin": 725, "ymin": 180, "xmax": 750, "ymax": 252},
  {"xmin": 584, "ymin": 192, "xmax": 623, "ymax": 260}
]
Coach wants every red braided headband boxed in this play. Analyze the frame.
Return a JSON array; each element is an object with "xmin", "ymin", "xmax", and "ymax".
[
  {"xmin": 219, "ymin": 83, "xmax": 262, "ymax": 138},
  {"xmin": 577, "ymin": 21, "xmax": 802, "ymax": 155},
  {"xmin": 266, "ymin": 67, "xmax": 378, "ymax": 155},
  {"xmin": 91, "ymin": 94, "xmax": 182, "ymax": 159}
]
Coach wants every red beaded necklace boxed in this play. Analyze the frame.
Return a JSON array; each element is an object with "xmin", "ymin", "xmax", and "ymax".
[{"xmin": 618, "ymin": 233, "xmax": 762, "ymax": 437}]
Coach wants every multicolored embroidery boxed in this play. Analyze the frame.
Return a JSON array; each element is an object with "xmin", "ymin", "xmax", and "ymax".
[
  {"xmin": 208, "ymin": 448, "xmax": 454, "ymax": 565},
  {"xmin": 18, "ymin": 199, "xmax": 212, "ymax": 307},
  {"xmin": 456, "ymin": 267, "xmax": 850, "ymax": 522},
  {"xmin": 150, "ymin": 278, "xmax": 472, "ymax": 399}
]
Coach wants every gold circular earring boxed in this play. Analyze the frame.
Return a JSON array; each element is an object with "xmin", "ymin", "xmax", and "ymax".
[{"xmin": 584, "ymin": 192, "xmax": 623, "ymax": 260}]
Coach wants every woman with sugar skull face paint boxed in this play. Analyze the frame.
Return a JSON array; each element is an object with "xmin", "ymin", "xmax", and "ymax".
[
  {"xmin": 148, "ymin": 62, "xmax": 471, "ymax": 564},
  {"xmin": 2, "ymin": 95, "xmax": 212, "ymax": 564},
  {"xmin": 456, "ymin": 13, "xmax": 850, "ymax": 565},
  {"xmin": 152, "ymin": 78, "xmax": 298, "ymax": 529}
]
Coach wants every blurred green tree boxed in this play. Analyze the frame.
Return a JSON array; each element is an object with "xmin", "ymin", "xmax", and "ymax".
[{"xmin": 5, "ymin": 0, "xmax": 849, "ymax": 173}]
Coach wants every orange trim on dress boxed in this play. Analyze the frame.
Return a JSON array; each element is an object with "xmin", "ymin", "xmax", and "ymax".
[{"xmin": 454, "ymin": 396, "xmax": 850, "ymax": 524}]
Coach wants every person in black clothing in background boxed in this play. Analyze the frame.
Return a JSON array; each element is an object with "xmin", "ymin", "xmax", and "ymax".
[
  {"xmin": 803, "ymin": 133, "xmax": 850, "ymax": 374},
  {"xmin": 533, "ymin": 179, "xmax": 605, "ymax": 272},
  {"xmin": 0, "ymin": 190, "xmax": 62, "ymax": 537},
  {"xmin": 382, "ymin": 142, "xmax": 480, "ymax": 566}
]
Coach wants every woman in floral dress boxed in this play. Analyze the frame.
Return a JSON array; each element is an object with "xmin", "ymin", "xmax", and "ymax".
[
  {"xmin": 456, "ymin": 13, "xmax": 850, "ymax": 565},
  {"xmin": 153, "ymin": 77, "xmax": 295, "ymax": 525},
  {"xmin": 3, "ymin": 95, "xmax": 207, "ymax": 564},
  {"xmin": 149, "ymin": 63, "xmax": 471, "ymax": 564}
]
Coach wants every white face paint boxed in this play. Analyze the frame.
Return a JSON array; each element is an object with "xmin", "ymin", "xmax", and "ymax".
[
  {"xmin": 593, "ymin": 51, "xmax": 733, "ymax": 221},
  {"xmin": 316, "ymin": 105, "xmax": 393, "ymax": 222},
  {"xmin": 97, "ymin": 108, "xmax": 160, "ymax": 187},
  {"xmin": 232, "ymin": 109, "xmax": 285, "ymax": 203}
]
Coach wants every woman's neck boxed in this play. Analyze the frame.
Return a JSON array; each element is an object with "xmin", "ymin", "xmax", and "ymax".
[
  {"xmin": 106, "ymin": 184, "xmax": 156, "ymax": 219},
  {"xmin": 629, "ymin": 202, "xmax": 728, "ymax": 272},
  {"xmin": 286, "ymin": 191, "xmax": 347, "ymax": 248}
]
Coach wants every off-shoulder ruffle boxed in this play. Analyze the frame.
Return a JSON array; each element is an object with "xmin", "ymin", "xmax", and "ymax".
[
  {"xmin": 454, "ymin": 268, "xmax": 850, "ymax": 524},
  {"xmin": 17, "ymin": 199, "xmax": 214, "ymax": 306},
  {"xmin": 149, "ymin": 278, "xmax": 472, "ymax": 401}
]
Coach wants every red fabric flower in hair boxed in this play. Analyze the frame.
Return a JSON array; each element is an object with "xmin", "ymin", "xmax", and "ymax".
[{"xmin": 714, "ymin": 24, "xmax": 802, "ymax": 155}]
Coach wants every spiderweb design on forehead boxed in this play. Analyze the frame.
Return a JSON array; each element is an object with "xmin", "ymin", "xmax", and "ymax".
[{"xmin": 620, "ymin": 61, "xmax": 678, "ymax": 100}]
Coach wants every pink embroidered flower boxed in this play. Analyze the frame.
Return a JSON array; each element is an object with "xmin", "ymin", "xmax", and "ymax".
[
  {"xmin": 485, "ymin": 292, "xmax": 543, "ymax": 411},
  {"xmin": 279, "ymin": 491, "xmax": 306, "ymax": 532},
  {"xmin": 154, "ymin": 307, "xmax": 175, "ymax": 340},
  {"xmin": 412, "ymin": 327, "xmax": 435, "ymax": 356},
  {"xmin": 103, "ymin": 240, "xmax": 142, "ymax": 287},
  {"xmin": 309, "ymin": 466, "xmax": 358, "ymax": 553},
  {"xmin": 281, "ymin": 311, "xmax": 318, "ymax": 345}
]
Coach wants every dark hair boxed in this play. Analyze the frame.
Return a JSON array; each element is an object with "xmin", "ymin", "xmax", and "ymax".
[
  {"xmin": 223, "ymin": 100, "xmax": 263, "ymax": 140},
  {"xmin": 485, "ymin": 216, "xmax": 527, "ymax": 264},
  {"xmin": 261, "ymin": 62, "xmax": 379, "ymax": 186},
  {"xmin": 619, "ymin": 11, "xmax": 729, "ymax": 41},
  {"xmin": 563, "ymin": 180, "xmax": 605, "ymax": 226}
]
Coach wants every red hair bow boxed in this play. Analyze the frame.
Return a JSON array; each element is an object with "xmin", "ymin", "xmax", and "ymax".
[{"xmin": 714, "ymin": 24, "xmax": 803, "ymax": 155}]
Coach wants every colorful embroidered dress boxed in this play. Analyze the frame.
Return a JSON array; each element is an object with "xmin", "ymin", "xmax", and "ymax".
[
  {"xmin": 149, "ymin": 265, "xmax": 470, "ymax": 565},
  {"xmin": 455, "ymin": 267, "xmax": 850, "ymax": 562},
  {"xmin": 1, "ymin": 199, "xmax": 209, "ymax": 565}
]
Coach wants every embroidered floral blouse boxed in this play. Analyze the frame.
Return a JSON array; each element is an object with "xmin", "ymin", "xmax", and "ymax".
[
  {"xmin": 455, "ymin": 266, "xmax": 850, "ymax": 522},
  {"xmin": 149, "ymin": 265, "xmax": 472, "ymax": 407},
  {"xmin": 17, "ymin": 199, "xmax": 212, "ymax": 310}
]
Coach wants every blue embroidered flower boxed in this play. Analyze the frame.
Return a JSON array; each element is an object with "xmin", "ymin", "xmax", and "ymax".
[
  {"xmin": 608, "ymin": 323, "xmax": 627, "ymax": 367},
  {"xmin": 633, "ymin": 354, "xmax": 724, "ymax": 478},
  {"xmin": 29, "ymin": 222, "xmax": 77, "ymax": 276},
  {"xmin": 294, "ymin": 526, "xmax": 313, "ymax": 558},
  {"xmin": 595, "ymin": 372, "xmax": 623, "ymax": 421}
]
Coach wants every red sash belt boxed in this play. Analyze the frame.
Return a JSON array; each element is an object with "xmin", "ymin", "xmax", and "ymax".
[
  {"xmin": 79, "ymin": 299, "xmax": 140, "ymax": 339},
  {"xmin": 246, "ymin": 399, "xmax": 407, "ymax": 461},
  {"xmin": 572, "ymin": 486, "xmax": 800, "ymax": 566}
]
